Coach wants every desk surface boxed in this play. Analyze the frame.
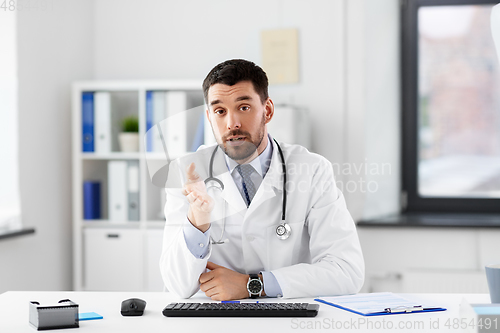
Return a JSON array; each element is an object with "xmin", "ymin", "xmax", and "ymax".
[{"xmin": 0, "ymin": 291, "xmax": 491, "ymax": 332}]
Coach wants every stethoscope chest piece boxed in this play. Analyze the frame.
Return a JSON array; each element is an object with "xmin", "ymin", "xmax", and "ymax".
[{"xmin": 276, "ymin": 222, "xmax": 291, "ymax": 240}]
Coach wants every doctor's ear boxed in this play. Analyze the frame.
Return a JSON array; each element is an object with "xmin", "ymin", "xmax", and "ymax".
[
  {"xmin": 205, "ymin": 109, "xmax": 211, "ymax": 124},
  {"xmin": 264, "ymin": 98, "xmax": 274, "ymax": 124}
]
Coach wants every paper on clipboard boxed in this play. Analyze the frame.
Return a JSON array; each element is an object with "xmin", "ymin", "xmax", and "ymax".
[{"xmin": 315, "ymin": 292, "xmax": 446, "ymax": 316}]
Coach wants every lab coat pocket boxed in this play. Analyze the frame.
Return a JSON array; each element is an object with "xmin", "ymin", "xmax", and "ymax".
[{"xmin": 265, "ymin": 221, "xmax": 306, "ymax": 270}]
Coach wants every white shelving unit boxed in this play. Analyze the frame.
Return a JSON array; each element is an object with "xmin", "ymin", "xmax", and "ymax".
[{"xmin": 72, "ymin": 80, "xmax": 204, "ymax": 291}]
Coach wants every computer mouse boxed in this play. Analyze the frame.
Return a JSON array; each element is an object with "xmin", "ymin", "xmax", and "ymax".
[{"xmin": 121, "ymin": 298, "xmax": 147, "ymax": 316}]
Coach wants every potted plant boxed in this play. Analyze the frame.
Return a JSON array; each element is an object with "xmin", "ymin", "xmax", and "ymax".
[{"xmin": 118, "ymin": 115, "xmax": 139, "ymax": 152}]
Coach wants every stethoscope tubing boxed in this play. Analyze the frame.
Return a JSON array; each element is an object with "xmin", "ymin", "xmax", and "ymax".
[
  {"xmin": 204, "ymin": 139, "xmax": 290, "ymax": 242},
  {"xmin": 274, "ymin": 138, "xmax": 287, "ymax": 222}
]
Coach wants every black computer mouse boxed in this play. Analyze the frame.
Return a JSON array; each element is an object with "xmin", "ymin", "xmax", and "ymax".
[{"xmin": 121, "ymin": 298, "xmax": 147, "ymax": 316}]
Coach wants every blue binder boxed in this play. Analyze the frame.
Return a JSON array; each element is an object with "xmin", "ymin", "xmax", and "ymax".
[
  {"xmin": 82, "ymin": 92, "xmax": 94, "ymax": 152},
  {"xmin": 190, "ymin": 112, "xmax": 205, "ymax": 152},
  {"xmin": 83, "ymin": 181, "xmax": 101, "ymax": 219},
  {"xmin": 145, "ymin": 91, "xmax": 154, "ymax": 152}
]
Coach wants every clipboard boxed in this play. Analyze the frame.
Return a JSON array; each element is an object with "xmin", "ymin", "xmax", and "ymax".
[{"xmin": 314, "ymin": 292, "xmax": 446, "ymax": 316}]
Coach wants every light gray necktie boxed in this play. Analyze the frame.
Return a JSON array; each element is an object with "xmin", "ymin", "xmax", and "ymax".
[{"xmin": 236, "ymin": 164, "xmax": 256, "ymax": 206}]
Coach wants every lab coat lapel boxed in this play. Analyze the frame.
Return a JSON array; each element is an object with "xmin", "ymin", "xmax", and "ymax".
[{"xmin": 246, "ymin": 139, "xmax": 283, "ymax": 216}]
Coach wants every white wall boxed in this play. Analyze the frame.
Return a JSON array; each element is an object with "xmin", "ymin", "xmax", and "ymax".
[
  {"xmin": 92, "ymin": 0, "xmax": 347, "ymax": 167},
  {"xmin": 344, "ymin": 0, "xmax": 400, "ymax": 221},
  {"xmin": 0, "ymin": 0, "xmax": 94, "ymax": 293},
  {"xmin": 0, "ymin": 9, "xmax": 21, "ymax": 231}
]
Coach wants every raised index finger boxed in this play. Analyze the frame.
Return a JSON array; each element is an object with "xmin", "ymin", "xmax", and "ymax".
[{"xmin": 186, "ymin": 162, "xmax": 200, "ymax": 183}]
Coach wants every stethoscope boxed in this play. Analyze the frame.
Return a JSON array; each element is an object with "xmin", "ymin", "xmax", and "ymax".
[{"xmin": 204, "ymin": 138, "xmax": 291, "ymax": 244}]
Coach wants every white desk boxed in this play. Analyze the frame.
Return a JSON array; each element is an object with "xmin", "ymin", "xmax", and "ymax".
[{"xmin": 0, "ymin": 291, "xmax": 491, "ymax": 332}]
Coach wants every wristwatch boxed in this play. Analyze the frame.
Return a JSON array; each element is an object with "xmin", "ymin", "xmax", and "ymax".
[{"xmin": 246, "ymin": 274, "xmax": 263, "ymax": 298}]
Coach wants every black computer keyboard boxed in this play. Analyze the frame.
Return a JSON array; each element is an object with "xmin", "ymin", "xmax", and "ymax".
[{"xmin": 162, "ymin": 302, "xmax": 319, "ymax": 317}]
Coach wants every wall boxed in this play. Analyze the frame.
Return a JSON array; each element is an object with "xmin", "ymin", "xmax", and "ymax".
[
  {"xmin": 92, "ymin": 0, "xmax": 347, "ymax": 168},
  {"xmin": 344, "ymin": 0, "xmax": 400, "ymax": 221},
  {"xmin": 0, "ymin": 5, "xmax": 21, "ymax": 231},
  {"xmin": 0, "ymin": 0, "xmax": 94, "ymax": 293}
]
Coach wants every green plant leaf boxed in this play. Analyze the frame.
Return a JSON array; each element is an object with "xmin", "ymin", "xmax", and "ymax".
[{"xmin": 122, "ymin": 116, "xmax": 139, "ymax": 132}]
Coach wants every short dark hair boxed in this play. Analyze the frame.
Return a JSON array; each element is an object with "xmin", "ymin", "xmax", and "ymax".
[{"xmin": 203, "ymin": 59, "xmax": 269, "ymax": 105}]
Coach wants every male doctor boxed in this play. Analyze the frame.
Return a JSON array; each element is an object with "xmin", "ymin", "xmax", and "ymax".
[{"xmin": 160, "ymin": 59, "xmax": 364, "ymax": 301}]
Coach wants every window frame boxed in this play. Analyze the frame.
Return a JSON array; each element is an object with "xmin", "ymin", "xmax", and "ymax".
[{"xmin": 401, "ymin": 0, "xmax": 500, "ymax": 213}]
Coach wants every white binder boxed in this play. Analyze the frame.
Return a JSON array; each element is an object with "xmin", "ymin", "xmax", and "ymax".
[
  {"xmin": 165, "ymin": 91, "xmax": 187, "ymax": 158},
  {"xmin": 94, "ymin": 92, "xmax": 111, "ymax": 153},
  {"xmin": 152, "ymin": 91, "xmax": 166, "ymax": 152},
  {"xmin": 108, "ymin": 161, "xmax": 127, "ymax": 222},
  {"xmin": 127, "ymin": 161, "xmax": 140, "ymax": 221}
]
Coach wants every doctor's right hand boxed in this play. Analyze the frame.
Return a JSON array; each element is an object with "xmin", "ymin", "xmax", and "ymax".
[{"xmin": 183, "ymin": 162, "xmax": 214, "ymax": 232}]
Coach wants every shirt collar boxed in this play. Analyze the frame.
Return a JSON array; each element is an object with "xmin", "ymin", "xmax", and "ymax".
[{"xmin": 224, "ymin": 134, "xmax": 273, "ymax": 177}]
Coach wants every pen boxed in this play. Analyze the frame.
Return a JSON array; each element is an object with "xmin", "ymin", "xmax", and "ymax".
[{"xmin": 384, "ymin": 305, "xmax": 423, "ymax": 313}]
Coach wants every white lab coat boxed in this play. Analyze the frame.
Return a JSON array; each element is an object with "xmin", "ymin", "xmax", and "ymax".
[{"xmin": 160, "ymin": 139, "xmax": 365, "ymax": 299}]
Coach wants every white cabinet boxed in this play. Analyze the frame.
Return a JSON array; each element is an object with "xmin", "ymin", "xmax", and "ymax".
[
  {"xmin": 72, "ymin": 80, "xmax": 204, "ymax": 291},
  {"xmin": 83, "ymin": 228, "xmax": 143, "ymax": 291},
  {"xmin": 145, "ymin": 229, "xmax": 165, "ymax": 292}
]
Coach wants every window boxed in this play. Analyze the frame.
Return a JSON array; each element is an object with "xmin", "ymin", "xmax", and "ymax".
[
  {"xmin": 402, "ymin": 0, "xmax": 500, "ymax": 213},
  {"xmin": 0, "ymin": 11, "xmax": 22, "ymax": 231}
]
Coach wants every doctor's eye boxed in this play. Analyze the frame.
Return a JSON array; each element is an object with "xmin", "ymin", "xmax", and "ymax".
[
  {"xmin": 214, "ymin": 109, "xmax": 226, "ymax": 115},
  {"xmin": 239, "ymin": 105, "xmax": 250, "ymax": 111}
]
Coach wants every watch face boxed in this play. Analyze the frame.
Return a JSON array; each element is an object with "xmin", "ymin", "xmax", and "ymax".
[{"xmin": 248, "ymin": 279, "xmax": 262, "ymax": 294}]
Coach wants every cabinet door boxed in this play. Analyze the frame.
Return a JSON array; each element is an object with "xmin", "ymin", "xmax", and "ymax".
[
  {"xmin": 146, "ymin": 229, "xmax": 165, "ymax": 291},
  {"xmin": 84, "ymin": 229, "xmax": 143, "ymax": 291}
]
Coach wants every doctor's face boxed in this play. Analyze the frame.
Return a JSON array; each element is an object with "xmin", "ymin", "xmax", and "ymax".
[{"xmin": 206, "ymin": 81, "xmax": 274, "ymax": 163}]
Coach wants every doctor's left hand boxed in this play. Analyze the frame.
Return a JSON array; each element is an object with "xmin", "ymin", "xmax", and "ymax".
[{"xmin": 199, "ymin": 262, "xmax": 254, "ymax": 301}]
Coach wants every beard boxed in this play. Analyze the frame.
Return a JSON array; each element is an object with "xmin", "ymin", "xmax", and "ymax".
[{"xmin": 216, "ymin": 114, "xmax": 266, "ymax": 162}]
